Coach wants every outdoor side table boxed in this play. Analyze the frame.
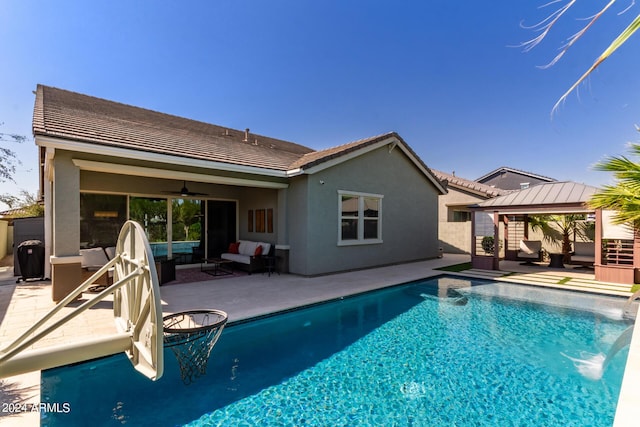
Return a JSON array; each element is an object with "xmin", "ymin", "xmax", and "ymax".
[
  {"xmin": 263, "ymin": 255, "xmax": 279, "ymax": 276},
  {"xmin": 548, "ymin": 253, "xmax": 565, "ymax": 268},
  {"xmin": 155, "ymin": 257, "xmax": 176, "ymax": 285}
]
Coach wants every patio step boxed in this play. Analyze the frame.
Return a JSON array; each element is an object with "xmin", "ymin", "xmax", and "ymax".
[
  {"xmin": 462, "ymin": 269, "xmax": 505, "ymax": 279},
  {"xmin": 457, "ymin": 269, "xmax": 631, "ymax": 297},
  {"xmin": 449, "ymin": 268, "xmax": 634, "ymax": 297},
  {"xmin": 504, "ymin": 273, "xmax": 563, "ymax": 284},
  {"xmin": 496, "ymin": 273, "xmax": 633, "ymax": 296},
  {"xmin": 513, "ymin": 282, "xmax": 632, "ymax": 297}
]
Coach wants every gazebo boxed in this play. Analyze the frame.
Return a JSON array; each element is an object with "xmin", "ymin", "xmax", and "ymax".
[{"xmin": 469, "ymin": 181, "xmax": 640, "ymax": 285}]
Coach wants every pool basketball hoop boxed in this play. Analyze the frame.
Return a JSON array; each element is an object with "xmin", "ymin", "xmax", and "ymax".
[
  {"xmin": 163, "ymin": 309, "xmax": 228, "ymax": 384},
  {"xmin": 0, "ymin": 221, "xmax": 228, "ymax": 385}
]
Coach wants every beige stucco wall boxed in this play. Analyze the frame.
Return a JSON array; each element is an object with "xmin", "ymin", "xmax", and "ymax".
[
  {"xmin": 438, "ymin": 187, "xmax": 487, "ymax": 254},
  {"xmin": 0, "ymin": 220, "xmax": 8, "ymax": 259}
]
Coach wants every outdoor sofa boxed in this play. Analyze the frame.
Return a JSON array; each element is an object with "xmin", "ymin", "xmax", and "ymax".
[{"xmin": 221, "ymin": 240, "xmax": 272, "ymax": 274}]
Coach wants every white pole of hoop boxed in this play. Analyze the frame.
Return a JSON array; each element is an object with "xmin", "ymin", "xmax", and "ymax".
[
  {"xmin": 0, "ymin": 257, "xmax": 143, "ymax": 378},
  {"xmin": 0, "ymin": 333, "xmax": 132, "ymax": 378}
]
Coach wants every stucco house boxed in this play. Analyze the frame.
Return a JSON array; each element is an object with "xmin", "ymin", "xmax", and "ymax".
[
  {"xmin": 432, "ymin": 169, "xmax": 508, "ymax": 254},
  {"xmin": 33, "ymin": 85, "xmax": 446, "ymax": 294}
]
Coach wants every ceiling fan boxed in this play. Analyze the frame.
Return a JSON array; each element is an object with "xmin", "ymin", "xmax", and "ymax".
[{"xmin": 163, "ymin": 181, "xmax": 208, "ymax": 197}]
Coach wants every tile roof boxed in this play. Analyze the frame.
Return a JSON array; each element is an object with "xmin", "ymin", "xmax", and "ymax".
[
  {"xmin": 290, "ymin": 132, "xmax": 445, "ymax": 193},
  {"xmin": 32, "ymin": 85, "xmax": 441, "ymax": 191},
  {"xmin": 290, "ymin": 132, "xmax": 395, "ymax": 170},
  {"xmin": 33, "ymin": 85, "xmax": 314, "ymax": 171},
  {"xmin": 431, "ymin": 169, "xmax": 508, "ymax": 198}
]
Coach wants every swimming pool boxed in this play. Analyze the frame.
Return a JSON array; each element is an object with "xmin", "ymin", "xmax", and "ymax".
[{"xmin": 41, "ymin": 276, "xmax": 632, "ymax": 426}]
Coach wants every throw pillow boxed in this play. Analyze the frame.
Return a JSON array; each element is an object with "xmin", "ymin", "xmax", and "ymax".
[
  {"xmin": 254, "ymin": 245, "xmax": 263, "ymax": 256},
  {"xmin": 228, "ymin": 242, "xmax": 240, "ymax": 254}
]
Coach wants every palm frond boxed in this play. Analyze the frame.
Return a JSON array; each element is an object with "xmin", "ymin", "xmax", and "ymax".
[
  {"xmin": 518, "ymin": 0, "xmax": 578, "ymax": 53},
  {"xmin": 590, "ymin": 183, "xmax": 640, "ymax": 225},
  {"xmin": 539, "ymin": 0, "xmax": 617, "ymax": 69},
  {"xmin": 552, "ymin": 13, "xmax": 640, "ymax": 114}
]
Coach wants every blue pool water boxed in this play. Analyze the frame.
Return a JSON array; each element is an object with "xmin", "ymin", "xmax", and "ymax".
[{"xmin": 41, "ymin": 276, "xmax": 632, "ymax": 426}]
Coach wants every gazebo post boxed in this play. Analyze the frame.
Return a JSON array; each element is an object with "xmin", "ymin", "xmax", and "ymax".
[
  {"xmin": 503, "ymin": 214, "xmax": 509, "ymax": 260},
  {"xmin": 470, "ymin": 210, "xmax": 477, "ymax": 258},
  {"xmin": 470, "ymin": 209, "xmax": 500, "ymax": 270},
  {"xmin": 595, "ymin": 209, "xmax": 603, "ymax": 268},
  {"xmin": 492, "ymin": 210, "xmax": 499, "ymax": 268}
]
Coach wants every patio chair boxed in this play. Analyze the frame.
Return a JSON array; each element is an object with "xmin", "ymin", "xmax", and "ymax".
[
  {"xmin": 517, "ymin": 240, "xmax": 543, "ymax": 265},
  {"xmin": 570, "ymin": 241, "xmax": 595, "ymax": 268},
  {"xmin": 80, "ymin": 247, "xmax": 114, "ymax": 290}
]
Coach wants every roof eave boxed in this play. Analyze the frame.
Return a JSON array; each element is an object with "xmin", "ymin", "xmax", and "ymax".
[
  {"xmin": 470, "ymin": 202, "xmax": 593, "ymax": 214},
  {"xmin": 36, "ymin": 135, "xmax": 290, "ymax": 179},
  {"xmin": 288, "ymin": 134, "xmax": 447, "ymax": 194}
]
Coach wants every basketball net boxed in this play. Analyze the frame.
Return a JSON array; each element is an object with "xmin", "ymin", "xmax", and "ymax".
[{"xmin": 163, "ymin": 310, "xmax": 228, "ymax": 384}]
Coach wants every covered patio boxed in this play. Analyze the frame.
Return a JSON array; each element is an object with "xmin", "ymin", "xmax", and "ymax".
[{"xmin": 469, "ymin": 181, "xmax": 640, "ymax": 285}]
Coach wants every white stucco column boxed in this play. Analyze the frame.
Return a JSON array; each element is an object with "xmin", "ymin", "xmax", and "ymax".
[
  {"xmin": 52, "ymin": 153, "xmax": 81, "ymax": 256},
  {"xmin": 49, "ymin": 152, "xmax": 82, "ymax": 302},
  {"xmin": 276, "ymin": 188, "xmax": 290, "ymax": 273},
  {"xmin": 277, "ymin": 188, "xmax": 288, "ymax": 246}
]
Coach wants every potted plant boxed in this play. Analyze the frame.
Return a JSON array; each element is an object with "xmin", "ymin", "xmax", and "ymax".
[{"xmin": 481, "ymin": 236, "xmax": 502, "ymax": 255}]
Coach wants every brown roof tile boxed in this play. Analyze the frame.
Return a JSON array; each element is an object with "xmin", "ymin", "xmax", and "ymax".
[
  {"xmin": 431, "ymin": 169, "xmax": 509, "ymax": 198},
  {"xmin": 33, "ymin": 85, "xmax": 314, "ymax": 171},
  {"xmin": 32, "ymin": 85, "xmax": 441, "ymax": 191},
  {"xmin": 289, "ymin": 132, "xmax": 397, "ymax": 170}
]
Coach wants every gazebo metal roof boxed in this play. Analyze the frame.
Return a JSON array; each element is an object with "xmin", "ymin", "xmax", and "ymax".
[{"xmin": 472, "ymin": 181, "xmax": 599, "ymax": 214}]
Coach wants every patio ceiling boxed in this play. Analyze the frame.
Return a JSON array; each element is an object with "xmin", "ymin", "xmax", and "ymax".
[{"xmin": 471, "ymin": 181, "xmax": 599, "ymax": 215}]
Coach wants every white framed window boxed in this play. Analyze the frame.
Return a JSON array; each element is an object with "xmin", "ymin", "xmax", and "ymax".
[{"xmin": 338, "ymin": 190, "xmax": 383, "ymax": 245}]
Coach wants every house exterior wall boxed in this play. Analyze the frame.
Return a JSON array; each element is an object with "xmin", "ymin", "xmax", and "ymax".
[
  {"xmin": 50, "ymin": 150, "xmax": 283, "ymax": 266},
  {"xmin": 287, "ymin": 175, "xmax": 309, "ymax": 274},
  {"xmin": 44, "ymin": 141, "xmax": 440, "ymax": 279},
  {"xmin": 53, "ymin": 151, "xmax": 81, "ymax": 256},
  {"xmin": 288, "ymin": 145, "xmax": 440, "ymax": 276},
  {"xmin": 438, "ymin": 187, "xmax": 487, "ymax": 254},
  {"xmin": 477, "ymin": 170, "xmax": 551, "ymax": 191},
  {"xmin": 0, "ymin": 220, "xmax": 7, "ymax": 260},
  {"xmin": 237, "ymin": 187, "xmax": 278, "ymax": 245},
  {"xmin": 82, "ymin": 170, "xmax": 280, "ymax": 243}
]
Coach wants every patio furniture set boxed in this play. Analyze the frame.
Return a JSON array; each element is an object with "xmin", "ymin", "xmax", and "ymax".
[{"xmin": 517, "ymin": 239, "xmax": 595, "ymax": 269}]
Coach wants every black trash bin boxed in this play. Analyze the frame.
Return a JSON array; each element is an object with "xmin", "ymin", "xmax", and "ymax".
[{"xmin": 16, "ymin": 240, "xmax": 45, "ymax": 283}]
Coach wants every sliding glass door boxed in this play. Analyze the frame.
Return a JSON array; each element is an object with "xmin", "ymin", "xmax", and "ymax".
[
  {"xmin": 80, "ymin": 193, "xmax": 236, "ymax": 264},
  {"xmin": 129, "ymin": 197, "xmax": 168, "ymax": 258},
  {"xmin": 171, "ymin": 198, "xmax": 204, "ymax": 263}
]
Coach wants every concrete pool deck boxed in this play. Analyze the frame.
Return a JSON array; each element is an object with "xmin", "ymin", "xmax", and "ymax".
[{"xmin": 0, "ymin": 254, "xmax": 638, "ymax": 426}]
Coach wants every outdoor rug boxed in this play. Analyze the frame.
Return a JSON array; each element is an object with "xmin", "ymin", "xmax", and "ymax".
[{"xmin": 163, "ymin": 266, "xmax": 247, "ymax": 286}]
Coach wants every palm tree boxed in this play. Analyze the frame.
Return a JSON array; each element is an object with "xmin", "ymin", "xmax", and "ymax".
[
  {"xmin": 589, "ymin": 141, "xmax": 640, "ymax": 228},
  {"xmin": 529, "ymin": 214, "xmax": 594, "ymax": 263}
]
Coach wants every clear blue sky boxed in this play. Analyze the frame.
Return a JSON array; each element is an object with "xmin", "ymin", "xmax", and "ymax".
[{"xmin": 1, "ymin": 1, "xmax": 639, "ymax": 208}]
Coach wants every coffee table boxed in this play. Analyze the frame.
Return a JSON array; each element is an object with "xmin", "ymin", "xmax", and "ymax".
[{"xmin": 201, "ymin": 258, "xmax": 233, "ymax": 276}]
